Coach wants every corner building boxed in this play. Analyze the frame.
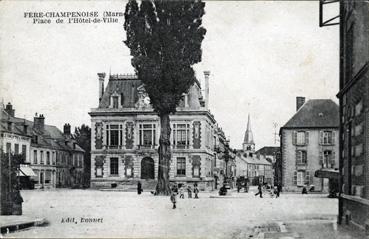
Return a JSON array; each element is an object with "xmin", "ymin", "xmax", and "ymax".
[{"xmin": 89, "ymin": 72, "xmax": 218, "ymax": 191}]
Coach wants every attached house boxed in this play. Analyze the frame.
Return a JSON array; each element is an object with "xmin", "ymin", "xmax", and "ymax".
[{"xmin": 280, "ymin": 97, "xmax": 339, "ymax": 192}]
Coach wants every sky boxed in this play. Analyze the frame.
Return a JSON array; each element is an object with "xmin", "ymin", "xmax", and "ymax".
[{"xmin": 0, "ymin": 1, "xmax": 339, "ymax": 149}]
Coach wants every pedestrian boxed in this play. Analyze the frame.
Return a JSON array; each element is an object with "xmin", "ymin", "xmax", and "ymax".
[
  {"xmin": 137, "ymin": 181, "xmax": 143, "ymax": 195},
  {"xmin": 187, "ymin": 186, "xmax": 192, "ymax": 198},
  {"xmin": 194, "ymin": 183, "xmax": 199, "ymax": 199},
  {"xmin": 255, "ymin": 184, "xmax": 263, "ymax": 198},
  {"xmin": 302, "ymin": 186, "xmax": 308, "ymax": 194},
  {"xmin": 170, "ymin": 186, "xmax": 177, "ymax": 209},
  {"xmin": 179, "ymin": 186, "xmax": 185, "ymax": 199}
]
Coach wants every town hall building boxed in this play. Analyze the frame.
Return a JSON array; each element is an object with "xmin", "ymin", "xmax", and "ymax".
[{"xmin": 89, "ymin": 72, "xmax": 221, "ymax": 191}]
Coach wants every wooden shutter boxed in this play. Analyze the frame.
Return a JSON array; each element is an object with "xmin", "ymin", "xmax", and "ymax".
[
  {"xmin": 295, "ymin": 150, "xmax": 300, "ymax": 164},
  {"xmin": 319, "ymin": 151, "xmax": 323, "ymax": 166},
  {"xmin": 332, "ymin": 131, "xmax": 336, "ymax": 145},
  {"xmin": 292, "ymin": 131, "xmax": 297, "ymax": 145},
  {"xmin": 305, "ymin": 131, "xmax": 309, "ymax": 145},
  {"xmin": 305, "ymin": 171, "xmax": 310, "ymax": 185},
  {"xmin": 293, "ymin": 171, "xmax": 297, "ymax": 185},
  {"xmin": 319, "ymin": 131, "xmax": 323, "ymax": 145}
]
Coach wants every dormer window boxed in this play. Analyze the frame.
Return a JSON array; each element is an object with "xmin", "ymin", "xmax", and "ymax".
[
  {"xmin": 112, "ymin": 96, "xmax": 119, "ymax": 108},
  {"xmin": 109, "ymin": 91, "xmax": 121, "ymax": 109}
]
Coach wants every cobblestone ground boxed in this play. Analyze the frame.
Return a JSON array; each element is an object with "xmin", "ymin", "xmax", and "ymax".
[{"xmin": 3, "ymin": 188, "xmax": 344, "ymax": 238}]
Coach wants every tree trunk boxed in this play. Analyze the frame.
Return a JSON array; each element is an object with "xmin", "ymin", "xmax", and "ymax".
[{"xmin": 156, "ymin": 113, "xmax": 172, "ymax": 195}]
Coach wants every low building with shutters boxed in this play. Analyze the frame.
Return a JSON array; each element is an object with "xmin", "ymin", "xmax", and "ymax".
[
  {"xmin": 89, "ymin": 72, "xmax": 222, "ymax": 191},
  {"xmin": 280, "ymin": 97, "xmax": 339, "ymax": 192}
]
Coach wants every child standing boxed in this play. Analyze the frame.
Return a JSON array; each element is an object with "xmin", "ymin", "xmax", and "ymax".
[{"xmin": 170, "ymin": 187, "xmax": 177, "ymax": 209}]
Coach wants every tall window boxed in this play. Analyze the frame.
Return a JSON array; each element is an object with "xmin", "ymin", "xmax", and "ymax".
[
  {"xmin": 40, "ymin": 151, "xmax": 44, "ymax": 164},
  {"xmin": 296, "ymin": 150, "xmax": 307, "ymax": 164},
  {"xmin": 321, "ymin": 131, "xmax": 333, "ymax": 145},
  {"xmin": 22, "ymin": 145, "xmax": 27, "ymax": 160},
  {"xmin": 296, "ymin": 131, "xmax": 307, "ymax": 145},
  {"xmin": 110, "ymin": 158, "xmax": 119, "ymax": 175},
  {"xmin": 106, "ymin": 124, "xmax": 123, "ymax": 148},
  {"xmin": 46, "ymin": 152, "xmax": 50, "ymax": 165},
  {"xmin": 52, "ymin": 152, "xmax": 56, "ymax": 165},
  {"xmin": 297, "ymin": 171, "xmax": 304, "ymax": 186},
  {"xmin": 173, "ymin": 124, "xmax": 190, "ymax": 148},
  {"xmin": 14, "ymin": 144, "xmax": 19, "ymax": 155},
  {"xmin": 139, "ymin": 123, "xmax": 156, "ymax": 147},
  {"xmin": 33, "ymin": 150, "xmax": 38, "ymax": 164},
  {"xmin": 176, "ymin": 157, "xmax": 186, "ymax": 176},
  {"xmin": 323, "ymin": 150, "xmax": 332, "ymax": 168}
]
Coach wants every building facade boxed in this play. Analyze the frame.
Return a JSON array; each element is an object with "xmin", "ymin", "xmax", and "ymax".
[
  {"xmin": 280, "ymin": 98, "xmax": 339, "ymax": 192},
  {"xmin": 335, "ymin": 0, "xmax": 369, "ymax": 231},
  {"xmin": 89, "ymin": 72, "xmax": 221, "ymax": 191},
  {"xmin": 0, "ymin": 103, "xmax": 84, "ymax": 189}
]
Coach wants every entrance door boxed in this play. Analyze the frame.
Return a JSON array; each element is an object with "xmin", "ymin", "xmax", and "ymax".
[{"xmin": 141, "ymin": 157, "xmax": 155, "ymax": 179}]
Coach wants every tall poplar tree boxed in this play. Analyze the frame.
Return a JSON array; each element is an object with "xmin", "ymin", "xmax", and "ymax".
[{"xmin": 124, "ymin": 0, "xmax": 206, "ymax": 195}]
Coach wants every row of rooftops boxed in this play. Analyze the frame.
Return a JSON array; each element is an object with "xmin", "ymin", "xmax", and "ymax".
[{"xmin": 0, "ymin": 102, "xmax": 84, "ymax": 153}]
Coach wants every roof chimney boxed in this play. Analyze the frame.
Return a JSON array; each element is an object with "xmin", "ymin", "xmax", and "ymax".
[
  {"xmin": 63, "ymin": 123, "xmax": 71, "ymax": 136},
  {"xmin": 5, "ymin": 102, "xmax": 15, "ymax": 117},
  {"xmin": 33, "ymin": 113, "xmax": 45, "ymax": 132},
  {"xmin": 204, "ymin": 71, "xmax": 210, "ymax": 109},
  {"xmin": 296, "ymin": 97, "xmax": 305, "ymax": 111},
  {"xmin": 98, "ymin": 73, "xmax": 106, "ymax": 103}
]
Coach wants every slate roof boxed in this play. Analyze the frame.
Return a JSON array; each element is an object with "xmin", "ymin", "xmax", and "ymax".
[
  {"xmin": 256, "ymin": 146, "xmax": 280, "ymax": 156},
  {"xmin": 282, "ymin": 99, "xmax": 339, "ymax": 129},
  {"xmin": 1, "ymin": 108, "xmax": 84, "ymax": 153},
  {"xmin": 98, "ymin": 74, "xmax": 203, "ymax": 109},
  {"xmin": 236, "ymin": 151, "xmax": 272, "ymax": 165},
  {"xmin": 99, "ymin": 76, "xmax": 142, "ymax": 108}
]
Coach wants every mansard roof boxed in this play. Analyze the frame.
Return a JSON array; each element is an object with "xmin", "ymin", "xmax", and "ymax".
[
  {"xmin": 282, "ymin": 99, "xmax": 339, "ymax": 129},
  {"xmin": 98, "ymin": 74, "xmax": 203, "ymax": 110}
]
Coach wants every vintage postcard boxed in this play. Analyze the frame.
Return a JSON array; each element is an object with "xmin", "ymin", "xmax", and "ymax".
[{"xmin": 0, "ymin": 0, "xmax": 368, "ymax": 238}]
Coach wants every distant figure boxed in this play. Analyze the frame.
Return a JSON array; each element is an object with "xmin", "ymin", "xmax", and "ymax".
[
  {"xmin": 170, "ymin": 188, "xmax": 177, "ymax": 209},
  {"xmin": 219, "ymin": 185, "xmax": 227, "ymax": 196},
  {"xmin": 137, "ymin": 181, "xmax": 143, "ymax": 195},
  {"xmin": 302, "ymin": 186, "xmax": 308, "ymax": 194},
  {"xmin": 194, "ymin": 183, "xmax": 199, "ymax": 199},
  {"xmin": 187, "ymin": 186, "xmax": 192, "ymax": 198},
  {"xmin": 275, "ymin": 185, "xmax": 281, "ymax": 198},
  {"xmin": 255, "ymin": 184, "xmax": 263, "ymax": 198},
  {"xmin": 179, "ymin": 186, "xmax": 185, "ymax": 199}
]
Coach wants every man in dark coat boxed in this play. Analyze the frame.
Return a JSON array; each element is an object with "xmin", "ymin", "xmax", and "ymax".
[
  {"xmin": 137, "ymin": 181, "xmax": 143, "ymax": 195},
  {"xmin": 255, "ymin": 184, "xmax": 263, "ymax": 198}
]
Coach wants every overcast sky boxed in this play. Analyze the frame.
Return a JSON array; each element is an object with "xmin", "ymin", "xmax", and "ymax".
[{"xmin": 0, "ymin": 1, "xmax": 339, "ymax": 149}]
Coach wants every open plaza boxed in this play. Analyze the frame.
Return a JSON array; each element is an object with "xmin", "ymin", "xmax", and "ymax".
[{"xmin": 2, "ymin": 187, "xmax": 364, "ymax": 239}]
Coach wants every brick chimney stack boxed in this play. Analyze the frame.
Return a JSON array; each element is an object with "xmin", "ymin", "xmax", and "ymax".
[
  {"xmin": 98, "ymin": 73, "xmax": 106, "ymax": 103},
  {"xmin": 33, "ymin": 113, "xmax": 45, "ymax": 132},
  {"xmin": 63, "ymin": 123, "xmax": 71, "ymax": 135},
  {"xmin": 204, "ymin": 71, "xmax": 210, "ymax": 109},
  {"xmin": 296, "ymin": 96, "xmax": 305, "ymax": 111},
  {"xmin": 5, "ymin": 102, "xmax": 15, "ymax": 117}
]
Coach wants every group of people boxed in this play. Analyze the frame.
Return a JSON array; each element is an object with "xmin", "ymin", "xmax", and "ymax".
[
  {"xmin": 170, "ymin": 183, "xmax": 200, "ymax": 209},
  {"xmin": 255, "ymin": 184, "xmax": 282, "ymax": 198}
]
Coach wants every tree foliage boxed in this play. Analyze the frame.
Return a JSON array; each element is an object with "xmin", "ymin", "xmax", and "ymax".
[
  {"xmin": 124, "ymin": 0, "xmax": 206, "ymax": 195},
  {"xmin": 73, "ymin": 124, "xmax": 91, "ymax": 187},
  {"xmin": 124, "ymin": 0, "xmax": 206, "ymax": 115}
]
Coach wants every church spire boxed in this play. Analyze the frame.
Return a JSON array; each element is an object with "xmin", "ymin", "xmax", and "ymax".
[{"xmin": 243, "ymin": 114, "xmax": 255, "ymax": 152}]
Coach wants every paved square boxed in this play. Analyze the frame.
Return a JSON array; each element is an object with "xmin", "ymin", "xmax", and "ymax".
[{"xmin": 4, "ymin": 188, "xmax": 338, "ymax": 238}]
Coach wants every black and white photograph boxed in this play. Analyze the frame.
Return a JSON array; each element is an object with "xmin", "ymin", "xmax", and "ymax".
[{"xmin": 0, "ymin": 0, "xmax": 368, "ymax": 238}]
